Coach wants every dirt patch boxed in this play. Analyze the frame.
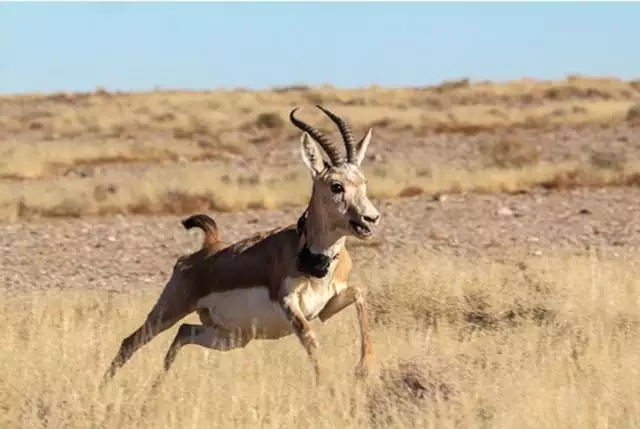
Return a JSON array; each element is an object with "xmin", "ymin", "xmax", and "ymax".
[
  {"xmin": 368, "ymin": 357, "xmax": 461, "ymax": 427},
  {"xmin": 1, "ymin": 187, "xmax": 638, "ymax": 297}
]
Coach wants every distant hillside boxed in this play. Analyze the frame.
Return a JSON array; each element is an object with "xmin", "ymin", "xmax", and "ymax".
[{"xmin": 2, "ymin": 76, "xmax": 640, "ymax": 144}]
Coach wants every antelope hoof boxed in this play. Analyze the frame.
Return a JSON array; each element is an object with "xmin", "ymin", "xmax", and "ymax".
[
  {"xmin": 98, "ymin": 370, "xmax": 114, "ymax": 392},
  {"xmin": 314, "ymin": 369, "xmax": 323, "ymax": 387},
  {"xmin": 354, "ymin": 361, "xmax": 370, "ymax": 380}
]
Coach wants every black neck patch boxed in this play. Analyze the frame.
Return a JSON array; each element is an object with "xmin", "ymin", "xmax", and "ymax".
[
  {"xmin": 295, "ymin": 210, "xmax": 338, "ymax": 279},
  {"xmin": 296, "ymin": 246, "xmax": 335, "ymax": 278}
]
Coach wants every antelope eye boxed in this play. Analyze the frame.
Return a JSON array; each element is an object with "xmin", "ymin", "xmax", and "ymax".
[{"xmin": 330, "ymin": 183, "xmax": 345, "ymax": 194}]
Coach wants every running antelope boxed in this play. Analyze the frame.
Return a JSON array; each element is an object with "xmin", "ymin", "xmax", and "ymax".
[{"xmin": 101, "ymin": 105, "xmax": 381, "ymax": 387}]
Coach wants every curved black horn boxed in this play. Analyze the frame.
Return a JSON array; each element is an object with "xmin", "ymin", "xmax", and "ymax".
[
  {"xmin": 289, "ymin": 107, "xmax": 345, "ymax": 165},
  {"xmin": 315, "ymin": 105, "xmax": 355, "ymax": 163}
]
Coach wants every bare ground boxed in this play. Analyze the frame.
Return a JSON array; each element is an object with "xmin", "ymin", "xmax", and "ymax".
[{"xmin": 3, "ymin": 186, "xmax": 638, "ymax": 297}]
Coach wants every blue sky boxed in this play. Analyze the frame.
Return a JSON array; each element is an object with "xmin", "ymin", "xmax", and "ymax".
[{"xmin": 1, "ymin": 2, "xmax": 638, "ymax": 94}]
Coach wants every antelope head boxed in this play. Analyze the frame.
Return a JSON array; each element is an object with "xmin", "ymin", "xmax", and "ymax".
[{"xmin": 290, "ymin": 105, "xmax": 380, "ymax": 241}]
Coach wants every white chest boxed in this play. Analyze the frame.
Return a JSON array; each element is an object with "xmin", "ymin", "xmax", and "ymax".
[
  {"xmin": 297, "ymin": 283, "xmax": 335, "ymax": 320},
  {"xmin": 286, "ymin": 273, "xmax": 347, "ymax": 320}
]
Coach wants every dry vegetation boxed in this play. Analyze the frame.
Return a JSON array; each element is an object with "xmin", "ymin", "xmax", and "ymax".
[
  {"xmin": 2, "ymin": 180, "xmax": 639, "ymax": 428},
  {"xmin": 2, "ymin": 74, "xmax": 640, "ymax": 429},
  {"xmin": 2, "ymin": 75, "xmax": 640, "ymax": 221},
  {"xmin": 1, "ymin": 247, "xmax": 639, "ymax": 428}
]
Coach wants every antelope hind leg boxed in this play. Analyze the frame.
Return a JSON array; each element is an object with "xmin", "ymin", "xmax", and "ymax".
[
  {"xmin": 100, "ymin": 273, "xmax": 193, "ymax": 388},
  {"xmin": 100, "ymin": 309, "xmax": 185, "ymax": 389},
  {"xmin": 149, "ymin": 323, "xmax": 251, "ymax": 393}
]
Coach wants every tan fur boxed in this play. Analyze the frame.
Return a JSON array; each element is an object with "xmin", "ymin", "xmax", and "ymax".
[{"xmin": 101, "ymin": 106, "xmax": 380, "ymax": 388}]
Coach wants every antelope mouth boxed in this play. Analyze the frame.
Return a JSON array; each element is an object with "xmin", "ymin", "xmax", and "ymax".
[{"xmin": 349, "ymin": 220, "xmax": 372, "ymax": 238}]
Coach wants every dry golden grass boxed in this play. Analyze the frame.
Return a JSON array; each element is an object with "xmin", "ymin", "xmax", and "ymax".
[
  {"xmin": 1, "ymin": 247, "xmax": 639, "ymax": 428},
  {"xmin": 0, "ymin": 138, "xmax": 229, "ymax": 180},
  {"xmin": 2, "ymin": 157, "xmax": 640, "ymax": 222},
  {"xmin": 2, "ymin": 78, "xmax": 639, "ymax": 143}
]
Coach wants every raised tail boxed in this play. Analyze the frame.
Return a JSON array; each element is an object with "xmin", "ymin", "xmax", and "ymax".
[{"xmin": 181, "ymin": 214, "xmax": 220, "ymax": 247}]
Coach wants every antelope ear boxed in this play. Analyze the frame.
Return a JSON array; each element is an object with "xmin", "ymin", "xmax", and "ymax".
[
  {"xmin": 352, "ymin": 128, "xmax": 373, "ymax": 166},
  {"xmin": 300, "ymin": 132, "xmax": 326, "ymax": 177}
]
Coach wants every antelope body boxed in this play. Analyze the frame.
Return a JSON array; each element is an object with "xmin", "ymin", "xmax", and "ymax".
[{"xmin": 101, "ymin": 106, "xmax": 381, "ymax": 387}]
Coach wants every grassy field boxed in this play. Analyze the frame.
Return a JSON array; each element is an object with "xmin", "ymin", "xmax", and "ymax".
[
  {"xmin": 2, "ymin": 75, "xmax": 640, "ymax": 221},
  {"xmin": 1, "ymin": 247, "xmax": 639, "ymax": 429},
  {"xmin": 2, "ymin": 75, "xmax": 639, "ymax": 429},
  {"xmin": 3, "ymin": 76, "xmax": 640, "ymax": 142}
]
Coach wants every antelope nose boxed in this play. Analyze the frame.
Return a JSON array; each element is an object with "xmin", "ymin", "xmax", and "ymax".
[{"xmin": 363, "ymin": 214, "xmax": 380, "ymax": 225}]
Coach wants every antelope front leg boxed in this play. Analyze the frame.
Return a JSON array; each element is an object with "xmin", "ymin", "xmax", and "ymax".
[
  {"xmin": 280, "ymin": 293, "xmax": 322, "ymax": 384},
  {"xmin": 318, "ymin": 286, "xmax": 372, "ymax": 379}
]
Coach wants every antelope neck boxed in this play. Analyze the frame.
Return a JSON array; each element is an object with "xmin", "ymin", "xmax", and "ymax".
[{"xmin": 295, "ymin": 209, "xmax": 342, "ymax": 279}]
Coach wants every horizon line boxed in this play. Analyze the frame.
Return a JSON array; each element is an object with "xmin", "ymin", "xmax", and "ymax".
[{"xmin": 1, "ymin": 72, "xmax": 638, "ymax": 97}]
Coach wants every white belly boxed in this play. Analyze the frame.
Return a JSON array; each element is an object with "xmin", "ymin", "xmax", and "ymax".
[
  {"xmin": 196, "ymin": 287, "xmax": 293, "ymax": 339},
  {"xmin": 195, "ymin": 279, "xmax": 345, "ymax": 339}
]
